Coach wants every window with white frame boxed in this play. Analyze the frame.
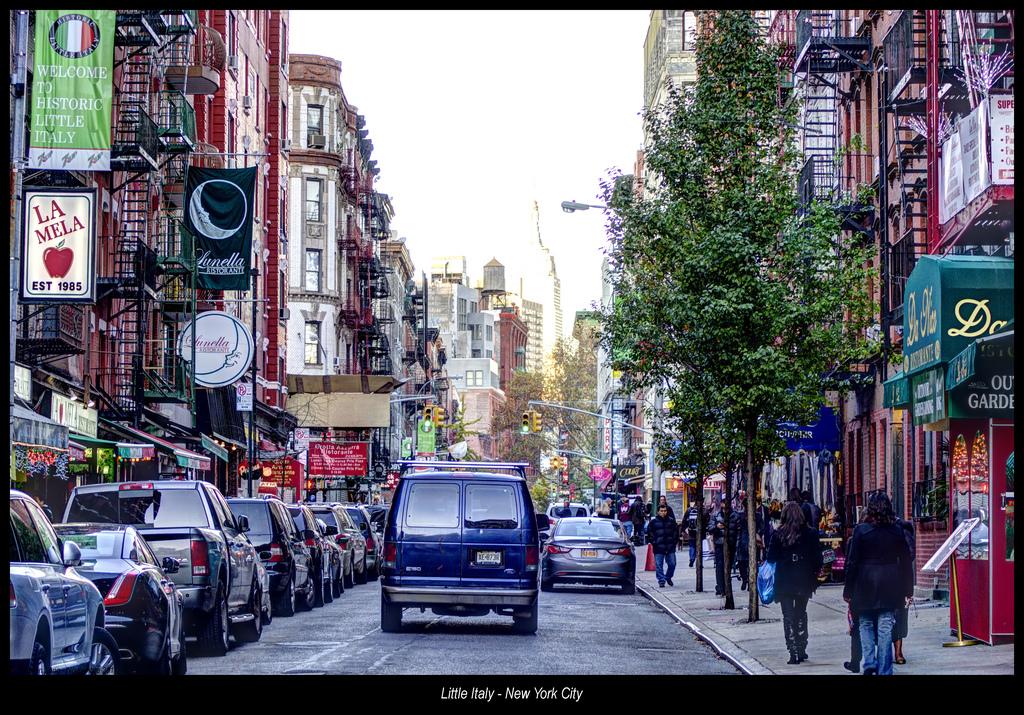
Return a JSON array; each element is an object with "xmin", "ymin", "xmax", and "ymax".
[
  {"xmin": 304, "ymin": 322, "xmax": 322, "ymax": 365},
  {"xmin": 305, "ymin": 249, "xmax": 321, "ymax": 292},
  {"xmin": 305, "ymin": 177, "xmax": 322, "ymax": 222}
]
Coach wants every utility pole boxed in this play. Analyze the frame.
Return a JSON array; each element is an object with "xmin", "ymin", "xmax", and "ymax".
[
  {"xmin": 10, "ymin": 10, "xmax": 29, "ymax": 448},
  {"xmin": 247, "ymin": 265, "xmax": 258, "ymax": 497}
]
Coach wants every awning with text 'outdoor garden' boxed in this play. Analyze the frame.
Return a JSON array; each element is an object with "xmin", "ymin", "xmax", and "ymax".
[{"xmin": 114, "ymin": 422, "xmax": 211, "ymax": 471}]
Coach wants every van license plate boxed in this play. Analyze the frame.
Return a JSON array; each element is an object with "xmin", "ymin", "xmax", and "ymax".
[
  {"xmin": 582, "ymin": 549, "xmax": 599, "ymax": 558},
  {"xmin": 476, "ymin": 551, "xmax": 501, "ymax": 565}
]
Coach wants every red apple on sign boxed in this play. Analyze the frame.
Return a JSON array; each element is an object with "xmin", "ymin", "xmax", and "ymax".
[{"xmin": 43, "ymin": 239, "xmax": 74, "ymax": 278}]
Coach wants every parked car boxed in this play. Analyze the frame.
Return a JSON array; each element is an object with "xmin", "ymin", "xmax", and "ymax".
[
  {"xmin": 545, "ymin": 502, "xmax": 591, "ymax": 532},
  {"xmin": 316, "ymin": 517, "xmax": 342, "ymax": 601},
  {"xmin": 308, "ymin": 503, "xmax": 366, "ymax": 591},
  {"xmin": 226, "ymin": 496, "xmax": 314, "ymax": 617},
  {"xmin": 10, "ymin": 489, "xmax": 120, "ymax": 675},
  {"xmin": 286, "ymin": 504, "xmax": 332, "ymax": 609},
  {"xmin": 53, "ymin": 523, "xmax": 187, "ymax": 674},
  {"xmin": 343, "ymin": 503, "xmax": 382, "ymax": 581},
  {"xmin": 64, "ymin": 480, "xmax": 264, "ymax": 656},
  {"xmin": 380, "ymin": 462, "xmax": 546, "ymax": 634},
  {"xmin": 540, "ymin": 517, "xmax": 636, "ymax": 594},
  {"xmin": 366, "ymin": 504, "xmax": 388, "ymax": 534}
]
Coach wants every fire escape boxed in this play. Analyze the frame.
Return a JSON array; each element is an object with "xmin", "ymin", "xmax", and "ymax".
[{"xmin": 98, "ymin": 11, "xmax": 221, "ymax": 426}]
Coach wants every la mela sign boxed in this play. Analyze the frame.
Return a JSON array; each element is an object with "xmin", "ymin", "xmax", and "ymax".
[{"xmin": 21, "ymin": 188, "xmax": 97, "ymax": 303}]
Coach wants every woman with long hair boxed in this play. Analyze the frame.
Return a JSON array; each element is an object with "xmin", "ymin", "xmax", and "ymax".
[
  {"xmin": 843, "ymin": 492, "xmax": 914, "ymax": 675},
  {"xmin": 766, "ymin": 501, "xmax": 823, "ymax": 664}
]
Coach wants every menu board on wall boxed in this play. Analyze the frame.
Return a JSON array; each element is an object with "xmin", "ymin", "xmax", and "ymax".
[
  {"xmin": 989, "ymin": 94, "xmax": 1014, "ymax": 185},
  {"xmin": 939, "ymin": 132, "xmax": 965, "ymax": 224}
]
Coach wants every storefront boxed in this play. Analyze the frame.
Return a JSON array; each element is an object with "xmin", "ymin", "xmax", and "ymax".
[
  {"xmin": 11, "ymin": 404, "xmax": 70, "ymax": 516},
  {"xmin": 901, "ymin": 254, "xmax": 1014, "ymax": 645}
]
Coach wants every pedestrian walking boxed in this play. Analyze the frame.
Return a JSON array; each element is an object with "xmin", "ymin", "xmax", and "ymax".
[
  {"xmin": 734, "ymin": 493, "xmax": 755, "ymax": 591},
  {"xmin": 842, "ymin": 492, "xmax": 914, "ymax": 676},
  {"xmin": 755, "ymin": 497, "xmax": 771, "ymax": 563},
  {"xmin": 648, "ymin": 504, "xmax": 679, "ymax": 587},
  {"xmin": 843, "ymin": 535, "xmax": 862, "ymax": 673},
  {"xmin": 629, "ymin": 497, "xmax": 646, "ymax": 545},
  {"xmin": 683, "ymin": 503, "xmax": 700, "ymax": 567},
  {"xmin": 618, "ymin": 497, "xmax": 634, "ymax": 539},
  {"xmin": 893, "ymin": 515, "xmax": 916, "ymax": 665},
  {"xmin": 710, "ymin": 510, "xmax": 739, "ymax": 596},
  {"xmin": 657, "ymin": 494, "xmax": 676, "ymax": 521},
  {"xmin": 801, "ymin": 490, "xmax": 822, "ymax": 533},
  {"xmin": 765, "ymin": 501, "xmax": 823, "ymax": 664}
]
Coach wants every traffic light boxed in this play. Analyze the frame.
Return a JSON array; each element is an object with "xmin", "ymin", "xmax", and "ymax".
[
  {"xmin": 304, "ymin": 477, "xmax": 314, "ymax": 492},
  {"xmin": 521, "ymin": 412, "xmax": 531, "ymax": 434},
  {"xmin": 550, "ymin": 456, "xmax": 561, "ymax": 471},
  {"xmin": 423, "ymin": 404, "xmax": 434, "ymax": 424},
  {"xmin": 531, "ymin": 410, "xmax": 542, "ymax": 433},
  {"xmin": 432, "ymin": 405, "xmax": 446, "ymax": 427}
]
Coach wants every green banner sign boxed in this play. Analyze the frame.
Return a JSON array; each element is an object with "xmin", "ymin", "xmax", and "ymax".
[
  {"xmin": 28, "ymin": 10, "xmax": 115, "ymax": 171},
  {"xmin": 882, "ymin": 372, "xmax": 910, "ymax": 408},
  {"xmin": 415, "ymin": 419, "xmax": 435, "ymax": 455},
  {"xmin": 185, "ymin": 166, "xmax": 257, "ymax": 290},
  {"xmin": 911, "ymin": 366, "xmax": 946, "ymax": 426},
  {"xmin": 947, "ymin": 330, "xmax": 1014, "ymax": 419},
  {"xmin": 902, "ymin": 255, "xmax": 1014, "ymax": 377}
]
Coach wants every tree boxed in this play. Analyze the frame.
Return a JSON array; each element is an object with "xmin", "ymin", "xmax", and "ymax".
[
  {"xmin": 491, "ymin": 370, "xmax": 546, "ymax": 472},
  {"xmin": 529, "ymin": 478, "xmax": 553, "ymax": 514},
  {"xmin": 447, "ymin": 406, "xmax": 482, "ymax": 461},
  {"xmin": 601, "ymin": 11, "xmax": 874, "ymax": 621},
  {"xmin": 544, "ymin": 327, "xmax": 600, "ymax": 465}
]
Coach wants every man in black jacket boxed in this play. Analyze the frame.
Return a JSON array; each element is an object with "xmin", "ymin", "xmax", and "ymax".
[
  {"xmin": 683, "ymin": 504, "xmax": 700, "ymax": 567},
  {"xmin": 648, "ymin": 504, "xmax": 679, "ymax": 588}
]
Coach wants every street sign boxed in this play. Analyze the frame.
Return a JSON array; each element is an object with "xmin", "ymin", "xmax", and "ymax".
[
  {"xmin": 416, "ymin": 418, "xmax": 436, "ymax": 455},
  {"xmin": 307, "ymin": 442, "xmax": 369, "ymax": 476},
  {"xmin": 293, "ymin": 428, "xmax": 310, "ymax": 450},
  {"xmin": 236, "ymin": 381, "xmax": 253, "ymax": 411}
]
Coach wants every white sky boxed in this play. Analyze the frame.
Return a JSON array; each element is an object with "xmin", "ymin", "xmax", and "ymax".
[{"xmin": 290, "ymin": 10, "xmax": 650, "ymax": 321}]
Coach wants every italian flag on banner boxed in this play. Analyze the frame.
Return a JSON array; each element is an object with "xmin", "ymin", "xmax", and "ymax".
[{"xmin": 55, "ymin": 17, "xmax": 96, "ymax": 53}]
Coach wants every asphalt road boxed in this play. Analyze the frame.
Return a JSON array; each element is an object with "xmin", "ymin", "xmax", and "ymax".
[{"xmin": 188, "ymin": 578, "xmax": 739, "ymax": 675}]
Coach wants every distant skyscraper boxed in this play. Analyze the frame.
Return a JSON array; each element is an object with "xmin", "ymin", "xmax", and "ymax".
[{"xmin": 517, "ymin": 200, "xmax": 563, "ymax": 365}]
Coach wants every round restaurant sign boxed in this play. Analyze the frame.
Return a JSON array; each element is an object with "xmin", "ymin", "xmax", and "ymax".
[{"xmin": 176, "ymin": 310, "xmax": 254, "ymax": 387}]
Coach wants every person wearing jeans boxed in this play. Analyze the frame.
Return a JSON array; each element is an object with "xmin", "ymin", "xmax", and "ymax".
[
  {"xmin": 858, "ymin": 609, "xmax": 896, "ymax": 676},
  {"xmin": 647, "ymin": 504, "xmax": 679, "ymax": 587},
  {"xmin": 843, "ymin": 492, "xmax": 914, "ymax": 676}
]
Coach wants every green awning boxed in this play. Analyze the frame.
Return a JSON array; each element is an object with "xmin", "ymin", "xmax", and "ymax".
[
  {"xmin": 202, "ymin": 434, "xmax": 229, "ymax": 462},
  {"xmin": 883, "ymin": 372, "xmax": 910, "ymax": 408},
  {"xmin": 947, "ymin": 329, "xmax": 1014, "ymax": 419},
  {"xmin": 68, "ymin": 434, "xmax": 119, "ymax": 448},
  {"xmin": 902, "ymin": 255, "xmax": 1014, "ymax": 377},
  {"xmin": 947, "ymin": 328, "xmax": 1014, "ymax": 390}
]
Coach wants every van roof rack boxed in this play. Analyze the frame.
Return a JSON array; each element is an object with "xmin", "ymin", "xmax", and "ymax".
[{"xmin": 395, "ymin": 460, "xmax": 530, "ymax": 478}]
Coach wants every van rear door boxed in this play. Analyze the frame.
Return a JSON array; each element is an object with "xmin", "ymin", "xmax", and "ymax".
[
  {"xmin": 397, "ymin": 480, "xmax": 462, "ymax": 587},
  {"xmin": 460, "ymin": 481, "xmax": 525, "ymax": 588}
]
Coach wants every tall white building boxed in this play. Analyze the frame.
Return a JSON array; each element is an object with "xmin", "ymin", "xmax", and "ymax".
[{"xmin": 516, "ymin": 201, "xmax": 563, "ymax": 366}]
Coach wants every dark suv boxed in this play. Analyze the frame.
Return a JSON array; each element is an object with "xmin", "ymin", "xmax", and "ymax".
[
  {"xmin": 227, "ymin": 497, "xmax": 313, "ymax": 617},
  {"xmin": 286, "ymin": 504, "xmax": 331, "ymax": 609},
  {"xmin": 380, "ymin": 461, "xmax": 546, "ymax": 634},
  {"xmin": 342, "ymin": 503, "xmax": 381, "ymax": 581}
]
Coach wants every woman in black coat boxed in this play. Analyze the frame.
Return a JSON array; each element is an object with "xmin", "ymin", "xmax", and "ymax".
[
  {"xmin": 843, "ymin": 493, "xmax": 913, "ymax": 675},
  {"xmin": 766, "ymin": 501, "xmax": 823, "ymax": 665}
]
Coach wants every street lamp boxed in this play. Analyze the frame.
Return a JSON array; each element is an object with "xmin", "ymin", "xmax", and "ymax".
[{"xmin": 560, "ymin": 200, "xmax": 608, "ymax": 213}]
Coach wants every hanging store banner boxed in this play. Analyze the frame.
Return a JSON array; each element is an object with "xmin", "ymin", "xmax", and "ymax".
[
  {"xmin": 959, "ymin": 101, "xmax": 990, "ymax": 205},
  {"xmin": 184, "ymin": 166, "xmax": 257, "ymax": 290},
  {"xmin": 27, "ymin": 11, "xmax": 115, "ymax": 171},
  {"xmin": 947, "ymin": 330, "xmax": 1015, "ymax": 419},
  {"xmin": 176, "ymin": 310, "xmax": 254, "ymax": 388},
  {"xmin": 307, "ymin": 441, "xmax": 369, "ymax": 477},
  {"xmin": 989, "ymin": 94, "xmax": 1014, "ymax": 186},
  {"xmin": 939, "ymin": 131, "xmax": 964, "ymax": 225},
  {"xmin": 778, "ymin": 406, "xmax": 840, "ymax": 452},
  {"xmin": 50, "ymin": 392, "xmax": 98, "ymax": 437},
  {"xmin": 20, "ymin": 188, "xmax": 97, "ymax": 303},
  {"xmin": 911, "ymin": 366, "xmax": 946, "ymax": 426},
  {"xmin": 415, "ymin": 419, "xmax": 436, "ymax": 456}
]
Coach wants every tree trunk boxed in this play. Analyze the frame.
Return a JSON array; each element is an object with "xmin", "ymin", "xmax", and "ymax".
[
  {"xmin": 746, "ymin": 429, "xmax": 759, "ymax": 622},
  {"xmin": 722, "ymin": 467, "xmax": 734, "ymax": 609}
]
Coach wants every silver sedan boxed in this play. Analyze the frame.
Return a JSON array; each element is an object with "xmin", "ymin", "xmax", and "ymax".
[{"xmin": 540, "ymin": 518, "xmax": 636, "ymax": 594}]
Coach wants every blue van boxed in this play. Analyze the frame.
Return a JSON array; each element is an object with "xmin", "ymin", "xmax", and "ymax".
[{"xmin": 380, "ymin": 461, "xmax": 549, "ymax": 634}]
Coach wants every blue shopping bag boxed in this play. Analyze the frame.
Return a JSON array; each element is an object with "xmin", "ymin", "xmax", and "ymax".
[{"xmin": 757, "ymin": 560, "xmax": 776, "ymax": 605}]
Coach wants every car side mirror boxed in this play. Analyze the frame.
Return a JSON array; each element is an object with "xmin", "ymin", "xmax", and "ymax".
[
  {"xmin": 535, "ymin": 513, "xmax": 550, "ymax": 531},
  {"xmin": 237, "ymin": 515, "xmax": 250, "ymax": 533},
  {"xmin": 62, "ymin": 540, "xmax": 82, "ymax": 567},
  {"xmin": 324, "ymin": 525, "xmax": 339, "ymax": 536},
  {"xmin": 538, "ymin": 529, "xmax": 550, "ymax": 543},
  {"xmin": 162, "ymin": 556, "xmax": 181, "ymax": 574}
]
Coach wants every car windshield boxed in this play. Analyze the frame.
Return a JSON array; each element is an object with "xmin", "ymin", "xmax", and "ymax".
[
  {"xmin": 66, "ymin": 488, "xmax": 209, "ymax": 528},
  {"xmin": 53, "ymin": 526, "xmax": 121, "ymax": 559},
  {"xmin": 287, "ymin": 508, "xmax": 308, "ymax": 532},
  {"xmin": 228, "ymin": 502, "xmax": 273, "ymax": 539},
  {"xmin": 315, "ymin": 510, "xmax": 338, "ymax": 529},
  {"xmin": 554, "ymin": 520, "xmax": 623, "ymax": 540}
]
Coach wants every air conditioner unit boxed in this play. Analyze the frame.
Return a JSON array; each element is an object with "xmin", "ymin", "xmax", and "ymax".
[
  {"xmin": 227, "ymin": 54, "xmax": 239, "ymax": 72},
  {"xmin": 332, "ymin": 356, "xmax": 342, "ymax": 373},
  {"xmin": 279, "ymin": 307, "xmax": 290, "ymax": 321},
  {"xmin": 307, "ymin": 133, "xmax": 326, "ymax": 149},
  {"xmin": 282, "ymin": 138, "xmax": 292, "ymax": 152},
  {"xmin": 243, "ymin": 95, "xmax": 253, "ymax": 110}
]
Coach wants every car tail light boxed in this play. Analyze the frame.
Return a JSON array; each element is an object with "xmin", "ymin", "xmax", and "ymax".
[
  {"xmin": 383, "ymin": 542, "xmax": 397, "ymax": 569},
  {"xmin": 546, "ymin": 544, "xmax": 570, "ymax": 554},
  {"xmin": 268, "ymin": 543, "xmax": 284, "ymax": 563},
  {"xmin": 190, "ymin": 539, "xmax": 209, "ymax": 577},
  {"xmin": 104, "ymin": 572, "xmax": 138, "ymax": 607},
  {"xmin": 335, "ymin": 534, "xmax": 350, "ymax": 547},
  {"xmin": 305, "ymin": 537, "xmax": 316, "ymax": 548},
  {"xmin": 525, "ymin": 544, "xmax": 539, "ymax": 571},
  {"xmin": 10, "ymin": 582, "xmax": 16, "ymax": 609},
  {"xmin": 365, "ymin": 534, "xmax": 375, "ymax": 550},
  {"xmin": 608, "ymin": 547, "xmax": 632, "ymax": 556},
  {"xmin": 119, "ymin": 482, "xmax": 154, "ymax": 490}
]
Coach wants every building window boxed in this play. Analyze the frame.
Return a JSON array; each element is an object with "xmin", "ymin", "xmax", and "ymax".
[
  {"xmin": 682, "ymin": 11, "xmax": 697, "ymax": 51},
  {"xmin": 305, "ymin": 178, "xmax": 322, "ymax": 222},
  {"xmin": 466, "ymin": 370, "xmax": 483, "ymax": 387},
  {"xmin": 304, "ymin": 321, "xmax": 321, "ymax": 365},
  {"xmin": 486, "ymin": 325, "xmax": 493, "ymax": 341},
  {"xmin": 305, "ymin": 249, "xmax": 321, "ymax": 292},
  {"xmin": 307, "ymin": 104, "xmax": 323, "ymax": 135},
  {"xmin": 226, "ymin": 12, "xmax": 236, "ymax": 62},
  {"xmin": 472, "ymin": 349, "xmax": 482, "ymax": 359}
]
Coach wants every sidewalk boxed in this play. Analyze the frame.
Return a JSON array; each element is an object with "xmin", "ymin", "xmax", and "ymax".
[{"xmin": 635, "ymin": 546, "xmax": 1014, "ymax": 675}]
